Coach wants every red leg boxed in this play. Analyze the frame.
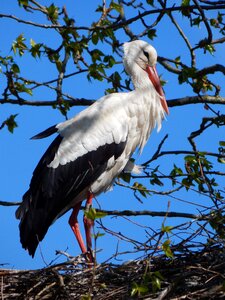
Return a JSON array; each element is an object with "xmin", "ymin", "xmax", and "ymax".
[
  {"xmin": 68, "ymin": 202, "xmax": 87, "ymax": 254},
  {"xmin": 83, "ymin": 192, "xmax": 94, "ymax": 252}
]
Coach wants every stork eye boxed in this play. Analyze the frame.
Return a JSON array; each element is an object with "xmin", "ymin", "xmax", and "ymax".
[{"xmin": 143, "ymin": 50, "xmax": 149, "ymax": 60}]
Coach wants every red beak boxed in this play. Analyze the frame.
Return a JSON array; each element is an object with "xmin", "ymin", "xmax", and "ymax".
[{"xmin": 146, "ymin": 65, "xmax": 169, "ymax": 115}]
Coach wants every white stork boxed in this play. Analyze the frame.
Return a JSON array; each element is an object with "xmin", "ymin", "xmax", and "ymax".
[{"xmin": 16, "ymin": 40, "xmax": 169, "ymax": 261}]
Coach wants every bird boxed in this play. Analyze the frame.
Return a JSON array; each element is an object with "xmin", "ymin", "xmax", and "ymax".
[{"xmin": 16, "ymin": 40, "xmax": 169, "ymax": 261}]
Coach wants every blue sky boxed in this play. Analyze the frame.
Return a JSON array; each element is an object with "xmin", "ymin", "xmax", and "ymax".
[{"xmin": 1, "ymin": 1, "xmax": 224, "ymax": 270}]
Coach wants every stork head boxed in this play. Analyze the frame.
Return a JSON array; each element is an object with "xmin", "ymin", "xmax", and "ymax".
[{"xmin": 123, "ymin": 40, "xmax": 169, "ymax": 115}]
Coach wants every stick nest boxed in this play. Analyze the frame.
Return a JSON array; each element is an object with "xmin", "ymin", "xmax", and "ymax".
[{"xmin": 1, "ymin": 244, "xmax": 225, "ymax": 299}]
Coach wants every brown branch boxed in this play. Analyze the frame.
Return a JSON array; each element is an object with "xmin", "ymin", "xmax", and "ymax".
[
  {"xmin": 92, "ymin": 208, "xmax": 208, "ymax": 220},
  {"xmin": 196, "ymin": 64, "xmax": 225, "ymax": 77},
  {"xmin": 143, "ymin": 134, "xmax": 168, "ymax": 166},
  {"xmin": 1, "ymin": 3, "xmax": 225, "ymax": 32},
  {"xmin": 0, "ymin": 95, "xmax": 224, "ymax": 108},
  {"xmin": 168, "ymin": 95, "xmax": 225, "ymax": 107},
  {"xmin": 166, "ymin": 4, "xmax": 196, "ymax": 67},
  {"xmin": 193, "ymin": 0, "xmax": 213, "ymax": 45},
  {"xmin": 211, "ymin": 36, "xmax": 225, "ymax": 45},
  {"xmin": 0, "ymin": 97, "xmax": 95, "ymax": 107},
  {"xmin": 144, "ymin": 149, "xmax": 225, "ymax": 165},
  {"xmin": 158, "ymin": 56, "xmax": 182, "ymax": 74},
  {"xmin": 189, "ymin": 115, "xmax": 225, "ymax": 140}
]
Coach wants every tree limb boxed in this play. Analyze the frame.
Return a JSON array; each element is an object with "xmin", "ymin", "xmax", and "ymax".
[
  {"xmin": 168, "ymin": 95, "xmax": 225, "ymax": 107},
  {"xmin": 0, "ymin": 95, "xmax": 224, "ymax": 108},
  {"xmin": 91, "ymin": 208, "xmax": 209, "ymax": 220}
]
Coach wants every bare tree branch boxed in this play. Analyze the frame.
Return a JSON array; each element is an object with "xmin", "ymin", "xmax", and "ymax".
[{"xmin": 0, "ymin": 95, "xmax": 224, "ymax": 108}]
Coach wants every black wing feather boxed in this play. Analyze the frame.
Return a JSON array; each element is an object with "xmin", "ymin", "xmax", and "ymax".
[
  {"xmin": 16, "ymin": 134, "xmax": 126, "ymax": 257},
  {"xmin": 31, "ymin": 125, "xmax": 58, "ymax": 140}
]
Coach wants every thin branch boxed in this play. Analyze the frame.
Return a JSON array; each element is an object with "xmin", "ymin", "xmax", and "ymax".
[
  {"xmin": 144, "ymin": 149, "xmax": 225, "ymax": 165},
  {"xmin": 92, "ymin": 208, "xmax": 209, "ymax": 220},
  {"xmin": 0, "ymin": 97, "xmax": 95, "ymax": 107},
  {"xmin": 143, "ymin": 134, "xmax": 168, "ymax": 166},
  {"xmin": 193, "ymin": 0, "xmax": 213, "ymax": 45},
  {"xmin": 168, "ymin": 95, "xmax": 225, "ymax": 107},
  {"xmin": 1, "ymin": 3, "xmax": 225, "ymax": 32},
  {"xmin": 189, "ymin": 115, "xmax": 225, "ymax": 140},
  {"xmin": 118, "ymin": 0, "xmax": 137, "ymax": 40},
  {"xmin": 196, "ymin": 64, "xmax": 225, "ymax": 77},
  {"xmin": 166, "ymin": 3, "xmax": 196, "ymax": 67}
]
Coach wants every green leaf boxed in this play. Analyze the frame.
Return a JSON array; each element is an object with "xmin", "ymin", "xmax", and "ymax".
[
  {"xmin": 144, "ymin": 271, "xmax": 164, "ymax": 293},
  {"xmin": 192, "ymin": 16, "xmax": 202, "ymax": 27},
  {"xmin": 217, "ymin": 12, "xmax": 223, "ymax": 24},
  {"xmin": 30, "ymin": 45, "xmax": 42, "ymax": 58},
  {"xmin": 84, "ymin": 207, "xmax": 107, "ymax": 221},
  {"xmin": 110, "ymin": 2, "xmax": 122, "ymax": 13},
  {"xmin": 30, "ymin": 38, "xmax": 36, "ymax": 47},
  {"xmin": 119, "ymin": 172, "xmax": 131, "ymax": 183},
  {"xmin": 204, "ymin": 44, "xmax": 215, "ymax": 55},
  {"xmin": 46, "ymin": 4, "xmax": 59, "ymax": 23},
  {"xmin": 181, "ymin": 0, "xmax": 191, "ymax": 17},
  {"xmin": 210, "ymin": 18, "xmax": 219, "ymax": 28},
  {"xmin": 131, "ymin": 282, "xmax": 148, "ymax": 297},
  {"xmin": 181, "ymin": 0, "xmax": 190, "ymax": 6},
  {"xmin": 170, "ymin": 164, "xmax": 183, "ymax": 186},
  {"xmin": 5, "ymin": 114, "xmax": 18, "ymax": 133},
  {"xmin": 88, "ymin": 63, "xmax": 105, "ymax": 81},
  {"xmin": 103, "ymin": 55, "xmax": 116, "ymax": 67},
  {"xmin": 152, "ymin": 277, "xmax": 161, "ymax": 293},
  {"xmin": 174, "ymin": 56, "xmax": 181, "ymax": 68},
  {"xmin": 11, "ymin": 63, "xmax": 20, "ymax": 74},
  {"xmin": 14, "ymin": 82, "xmax": 33, "ymax": 95},
  {"xmin": 11, "ymin": 34, "xmax": 28, "ymax": 56},
  {"xmin": 30, "ymin": 39, "xmax": 42, "ymax": 58},
  {"xmin": 147, "ymin": 29, "xmax": 157, "ymax": 40},
  {"xmin": 133, "ymin": 182, "xmax": 150, "ymax": 198},
  {"xmin": 209, "ymin": 211, "xmax": 225, "ymax": 239},
  {"xmin": 150, "ymin": 176, "xmax": 163, "ymax": 186},
  {"xmin": 219, "ymin": 141, "xmax": 225, "ymax": 146},
  {"xmin": 146, "ymin": 0, "xmax": 154, "ymax": 6},
  {"xmin": 178, "ymin": 67, "xmax": 197, "ymax": 84},
  {"xmin": 110, "ymin": 71, "xmax": 121, "ymax": 88},
  {"xmin": 161, "ymin": 225, "xmax": 173, "ymax": 234},
  {"xmin": 18, "ymin": 0, "xmax": 29, "ymax": 6},
  {"xmin": 90, "ymin": 49, "xmax": 104, "ymax": 63},
  {"xmin": 162, "ymin": 240, "xmax": 173, "ymax": 258},
  {"xmin": 93, "ymin": 231, "xmax": 105, "ymax": 239},
  {"xmin": 81, "ymin": 294, "xmax": 91, "ymax": 300},
  {"xmin": 92, "ymin": 32, "xmax": 99, "ymax": 45}
]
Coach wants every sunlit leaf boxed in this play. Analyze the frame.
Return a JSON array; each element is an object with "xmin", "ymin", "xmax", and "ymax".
[
  {"xmin": 161, "ymin": 225, "xmax": 173, "ymax": 233},
  {"xmin": 110, "ymin": 2, "xmax": 122, "ymax": 13},
  {"xmin": 84, "ymin": 207, "xmax": 107, "ymax": 221},
  {"xmin": 18, "ymin": 0, "xmax": 29, "ymax": 6},
  {"xmin": 162, "ymin": 240, "xmax": 174, "ymax": 258},
  {"xmin": 46, "ymin": 4, "xmax": 59, "ymax": 23},
  {"xmin": 131, "ymin": 282, "xmax": 148, "ymax": 297}
]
